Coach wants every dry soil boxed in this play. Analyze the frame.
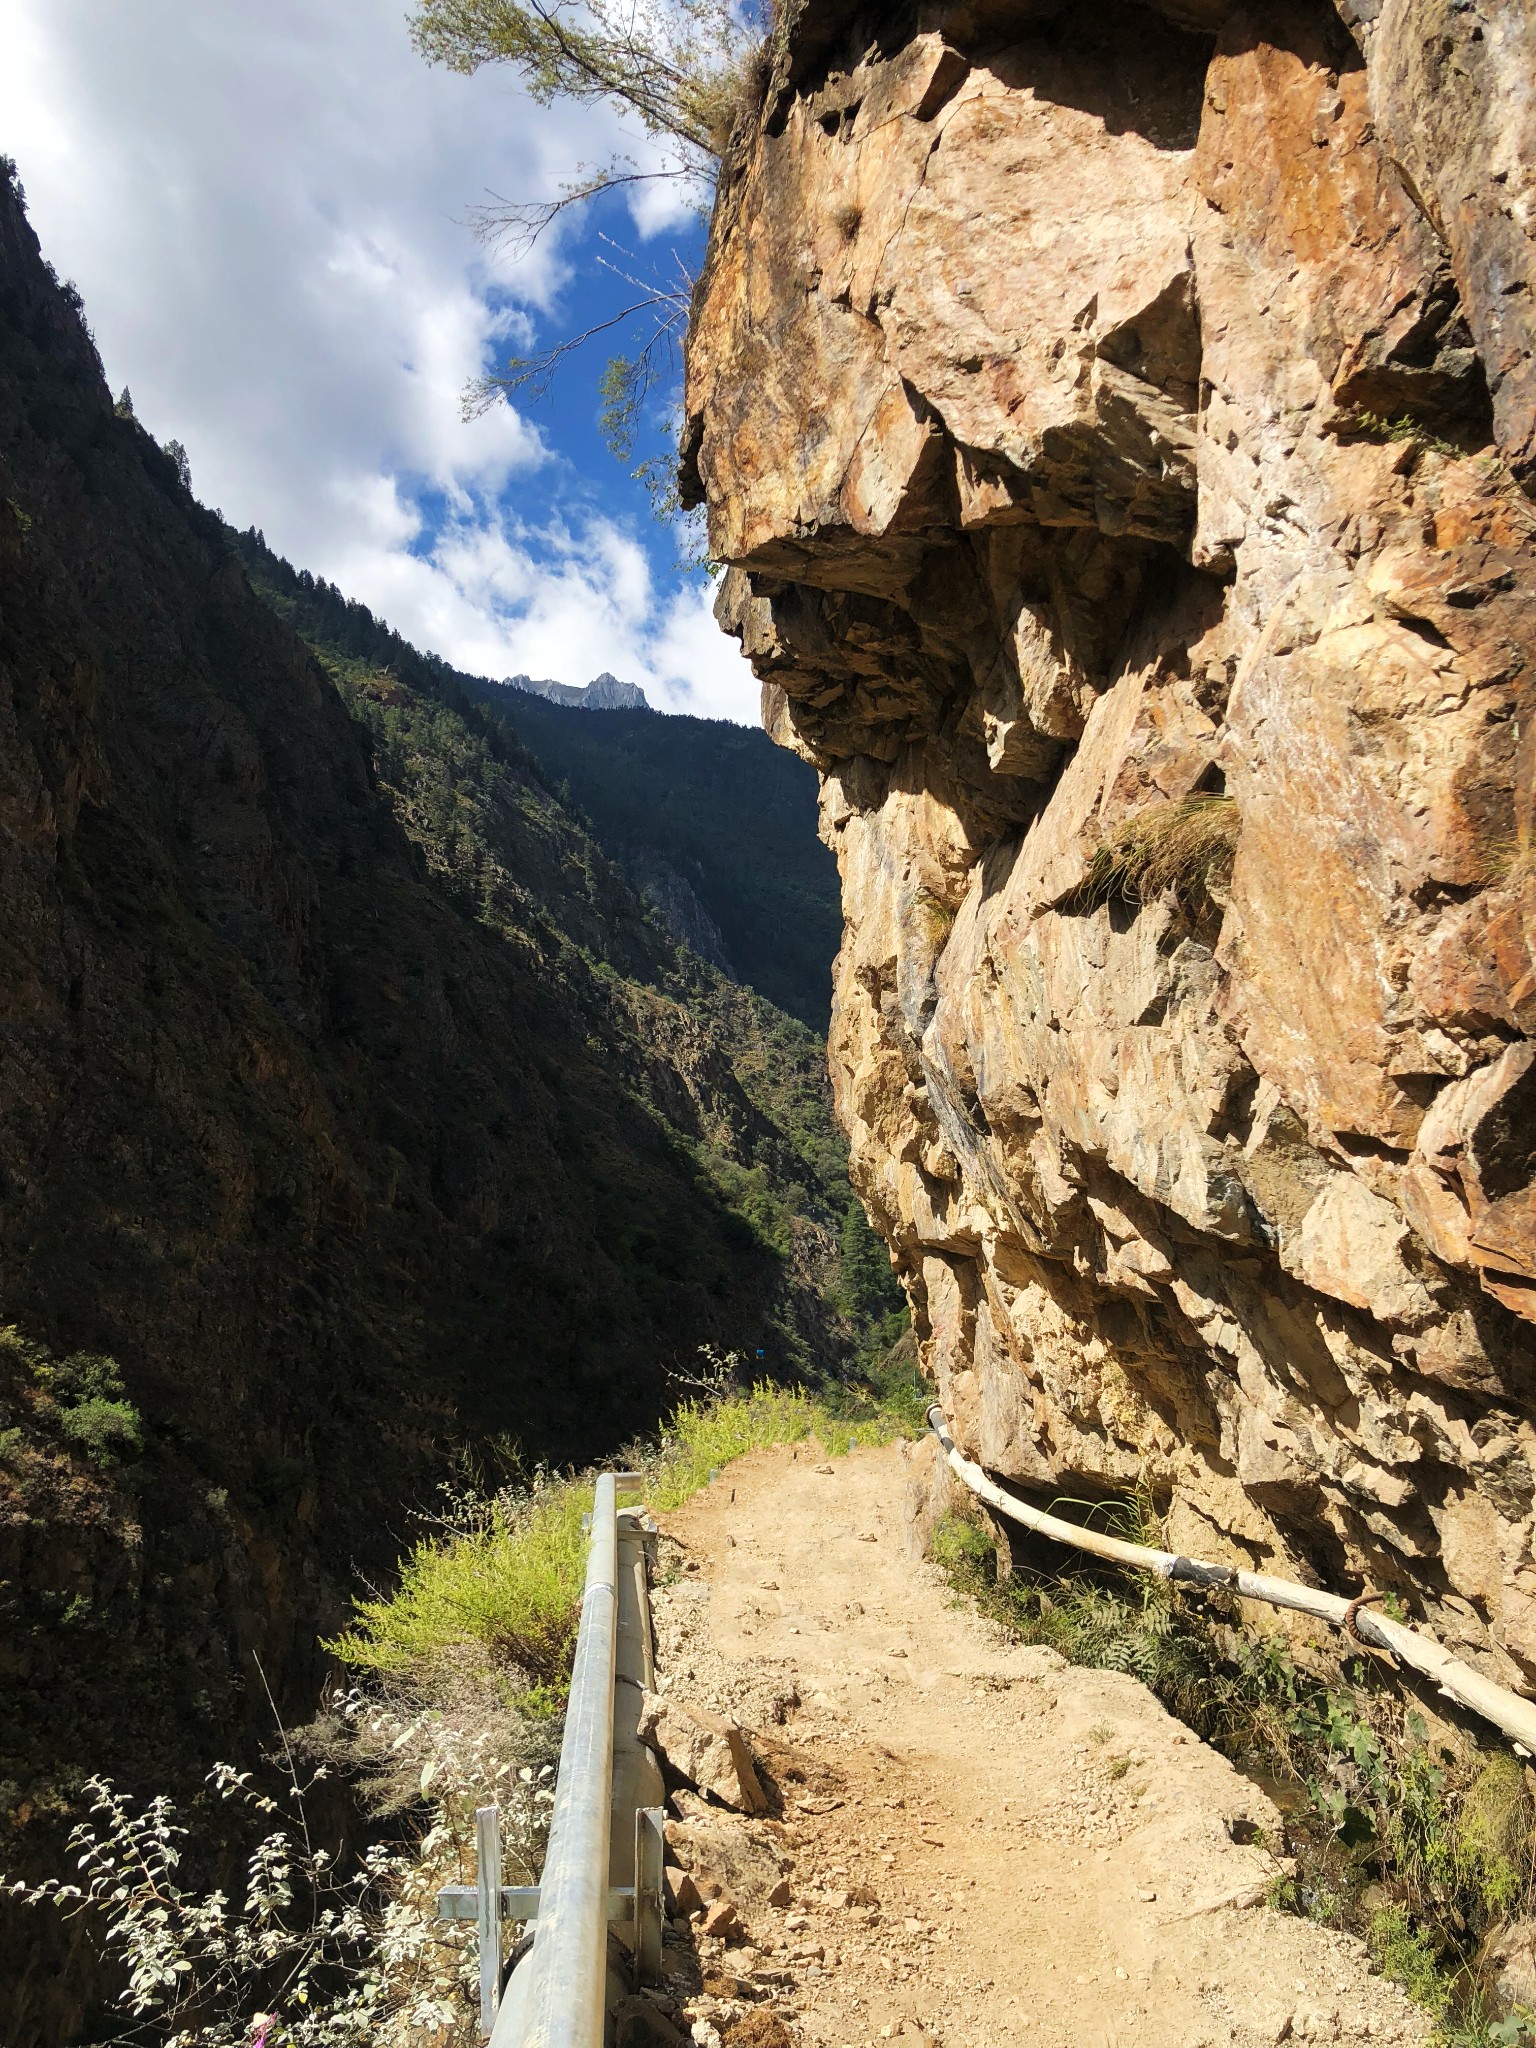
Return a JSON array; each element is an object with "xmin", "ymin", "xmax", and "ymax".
[{"xmin": 647, "ymin": 1438, "xmax": 1431, "ymax": 2048}]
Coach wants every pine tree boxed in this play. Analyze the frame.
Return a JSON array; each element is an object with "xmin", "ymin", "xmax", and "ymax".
[{"xmin": 161, "ymin": 438, "xmax": 192, "ymax": 492}]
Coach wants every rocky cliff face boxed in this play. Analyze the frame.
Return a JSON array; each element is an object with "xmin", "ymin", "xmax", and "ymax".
[{"xmin": 683, "ymin": 1, "xmax": 1536, "ymax": 1679}]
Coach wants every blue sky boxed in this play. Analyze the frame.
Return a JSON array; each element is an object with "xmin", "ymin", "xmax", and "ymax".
[{"xmin": 0, "ymin": 0, "xmax": 759, "ymax": 719}]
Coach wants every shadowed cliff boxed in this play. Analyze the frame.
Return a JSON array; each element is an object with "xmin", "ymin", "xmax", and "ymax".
[{"xmin": 0, "ymin": 161, "xmax": 867, "ymax": 2045}]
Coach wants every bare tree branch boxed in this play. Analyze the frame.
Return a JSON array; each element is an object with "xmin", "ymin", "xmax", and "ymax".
[{"xmin": 469, "ymin": 157, "xmax": 705, "ymax": 260}]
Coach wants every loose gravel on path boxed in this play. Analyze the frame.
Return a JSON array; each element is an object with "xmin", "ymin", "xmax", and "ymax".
[{"xmin": 647, "ymin": 1439, "xmax": 1430, "ymax": 2048}]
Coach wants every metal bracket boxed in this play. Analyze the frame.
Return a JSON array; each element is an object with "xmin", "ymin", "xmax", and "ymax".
[
  {"xmin": 434, "ymin": 1806, "xmax": 666, "ymax": 1997},
  {"xmin": 436, "ymin": 1881, "xmax": 637, "ymax": 1925},
  {"xmin": 475, "ymin": 1806, "xmax": 501, "ymax": 2041},
  {"xmin": 633, "ymin": 1806, "xmax": 665, "ymax": 1985}
]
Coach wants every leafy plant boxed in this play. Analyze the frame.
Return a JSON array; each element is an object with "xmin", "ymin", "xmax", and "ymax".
[
  {"xmin": 58, "ymin": 1397, "xmax": 143, "ymax": 1463},
  {"xmin": 412, "ymin": 0, "xmax": 769, "ymax": 167},
  {"xmin": 4, "ymin": 1691, "xmax": 557, "ymax": 2048},
  {"xmin": 0, "ymin": 1325, "xmax": 144, "ymax": 1467},
  {"xmin": 412, "ymin": 0, "xmax": 775, "ymax": 486},
  {"xmin": 330, "ymin": 1479, "xmax": 590, "ymax": 1695},
  {"xmin": 1370, "ymin": 1904, "xmax": 1447, "ymax": 2010}
]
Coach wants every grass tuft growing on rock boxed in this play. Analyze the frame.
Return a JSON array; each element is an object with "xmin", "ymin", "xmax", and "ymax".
[{"xmin": 1083, "ymin": 794, "xmax": 1240, "ymax": 921}]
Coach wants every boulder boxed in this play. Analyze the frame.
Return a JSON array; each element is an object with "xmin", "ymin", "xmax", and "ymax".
[
  {"xmin": 614, "ymin": 1995, "xmax": 692, "ymax": 2048},
  {"xmin": 641, "ymin": 1693, "xmax": 768, "ymax": 1814},
  {"xmin": 1486, "ymin": 1918, "xmax": 1536, "ymax": 2015},
  {"xmin": 663, "ymin": 1807, "xmax": 788, "ymax": 1917}
]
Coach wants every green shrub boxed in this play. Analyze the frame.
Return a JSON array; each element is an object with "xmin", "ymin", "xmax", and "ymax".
[
  {"xmin": 330, "ymin": 1481, "xmax": 590, "ymax": 1694},
  {"xmin": 1369, "ymin": 1905, "xmax": 1446, "ymax": 2011},
  {"xmin": 58, "ymin": 1398, "xmax": 143, "ymax": 1464},
  {"xmin": 931, "ymin": 1510, "xmax": 994, "ymax": 1577},
  {"xmin": 1457, "ymin": 1756, "xmax": 1533, "ymax": 1913},
  {"xmin": 650, "ymin": 1381, "xmax": 904, "ymax": 1508},
  {"xmin": 0, "ymin": 1326, "xmax": 143, "ymax": 1467}
]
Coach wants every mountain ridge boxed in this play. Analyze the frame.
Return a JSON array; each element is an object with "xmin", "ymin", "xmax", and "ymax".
[
  {"xmin": 506, "ymin": 668, "xmax": 650, "ymax": 711},
  {"xmin": 224, "ymin": 530, "xmax": 843, "ymax": 1029}
]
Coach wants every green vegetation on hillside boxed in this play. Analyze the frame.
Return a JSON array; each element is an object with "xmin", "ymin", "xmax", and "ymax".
[
  {"xmin": 224, "ymin": 523, "xmax": 892, "ymax": 1373},
  {"xmin": 224, "ymin": 526, "xmax": 843, "ymax": 1030},
  {"xmin": 311, "ymin": 637, "xmax": 878, "ymax": 1377},
  {"xmin": 223, "ymin": 527, "xmax": 900, "ymax": 1381},
  {"xmin": 473, "ymin": 687, "xmax": 841, "ymax": 1028}
]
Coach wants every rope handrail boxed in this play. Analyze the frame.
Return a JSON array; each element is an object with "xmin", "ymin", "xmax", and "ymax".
[{"xmin": 927, "ymin": 1405, "xmax": 1536, "ymax": 1757}]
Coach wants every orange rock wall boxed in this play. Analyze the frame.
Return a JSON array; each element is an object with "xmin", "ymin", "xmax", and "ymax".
[{"xmin": 684, "ymin": 0, "xmax": 1536, "ymax": 1675}]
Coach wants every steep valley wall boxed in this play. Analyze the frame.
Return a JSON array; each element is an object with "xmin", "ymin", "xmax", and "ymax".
[
  {"xmin": 684, "ymin": 1, "xmax": 1536, "ymax": 1681},
  {"xmin": 0, "ymin": 168, "xmax": 857, "ymax": 2045}
]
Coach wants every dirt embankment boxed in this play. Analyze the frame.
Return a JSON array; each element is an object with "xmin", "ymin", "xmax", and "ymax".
[{"xmin": 647, "ymin": 1441, "xmax": 1427, "ymax": 2048}]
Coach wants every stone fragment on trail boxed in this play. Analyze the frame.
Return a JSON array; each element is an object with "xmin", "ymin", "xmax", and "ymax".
[
  {"xmin": 700, "ymin": 1897, "xmax": 740, "ymax": 1938},
  {"xmin": 643, "ymin": 1691, "xmax": 769, "ymax": 1814},
  {"xmin": 663, "ymin": 1805, "xmax": 787, "ymax": 1916},
  {"xmin": 614, "ymin": 1995, "xmax": 693, "ymax": 2048}
]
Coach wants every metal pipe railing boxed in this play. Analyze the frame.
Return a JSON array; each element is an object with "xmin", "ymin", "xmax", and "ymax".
[
  {"xmin": 442, "ymin": 1481, "xmax": 665, "ymax": 2043},
  {"xmin": 514, "ymin": 1472, "xmax": 619, "ymax": 2048},
  {"xmin": 929, "ymin": 1406, "xmax": 1536, "ymax": 1756}
]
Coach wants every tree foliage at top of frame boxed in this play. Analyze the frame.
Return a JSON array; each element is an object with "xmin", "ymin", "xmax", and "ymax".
[
  {"xmin": 410, "ymin": 1, "xmax": 775, "ymax": 487},
  {"xmin": 411, "ymin": 0, "xmax": 770, "ymax": 162}
]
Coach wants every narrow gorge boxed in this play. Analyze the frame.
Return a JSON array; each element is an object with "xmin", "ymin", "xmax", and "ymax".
[
  {"xmin": 0, "ymin": 159, "xmax": 881, "ymax": 2044},
  {"xmin": 682, "ymin": 0, "xmax": 1536, "ymax": 1681}
]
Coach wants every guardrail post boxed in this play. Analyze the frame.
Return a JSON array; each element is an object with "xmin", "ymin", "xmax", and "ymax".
[
  {"xmin": 475, "ymin": 1804, "xmax": 503, "ymax": 2040},
  {"xmin": 633, "ymin": 1805, "xmax": 665, "ymax": 1985}
]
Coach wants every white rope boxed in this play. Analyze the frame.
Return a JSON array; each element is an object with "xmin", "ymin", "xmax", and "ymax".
[{"xmin": 927, "ymin": 1406, "xmax": 1536, "ymax": 1757}]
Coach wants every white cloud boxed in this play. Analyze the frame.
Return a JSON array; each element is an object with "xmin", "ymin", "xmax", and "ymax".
[
  {"xmin": 0, "ymin": 0, "xmax": 758, "ymax": 722},
  {"xmin": 321, "ymin": 499, "xmax": 755, "ymax": 721}
]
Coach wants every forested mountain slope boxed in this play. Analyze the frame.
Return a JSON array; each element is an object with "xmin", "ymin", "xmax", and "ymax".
[
  {"xmin": 0, "ymin": 166, "xmax": 879, "ymax": 2044},
  {"xmin": 467, "ymin": 687, "xmax": 842, "ymax": 1029},
  {"xmin": 225, "ymin": 528, "xmax": 843, "ymax": 1030}
]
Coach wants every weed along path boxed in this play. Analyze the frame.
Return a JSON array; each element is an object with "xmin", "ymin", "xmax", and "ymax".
[{"xmin": 647, "ymin": 1439, "xmax": 1429, "ymax": 2048}]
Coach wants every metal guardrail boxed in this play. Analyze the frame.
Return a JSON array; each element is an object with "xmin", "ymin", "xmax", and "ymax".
[{"xmin": 437, "ymin": 1472, "xmax": 666, "ymax": 2046}]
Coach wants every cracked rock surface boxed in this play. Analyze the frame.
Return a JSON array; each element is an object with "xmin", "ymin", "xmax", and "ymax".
[{"xmin": 682, "ymin": 0, "xmax": 1536, "ymax": 1675}]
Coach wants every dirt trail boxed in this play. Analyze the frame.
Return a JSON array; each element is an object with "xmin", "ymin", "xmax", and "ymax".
[{"xmin": 650, "ymin": 1440, "xmax": 1429, "ymax": 2048}]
